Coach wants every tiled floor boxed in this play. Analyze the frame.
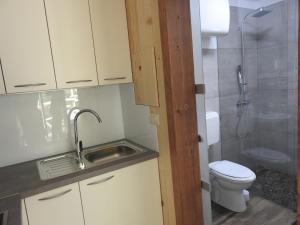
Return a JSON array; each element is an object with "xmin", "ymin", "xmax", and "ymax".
[
  {"xmin": 212, "ymin": 196, "xmax": 296, "ymax": 225},
  {"xmin": 250, "ymin": 167, "xmax": 297, "ymax": 211}
]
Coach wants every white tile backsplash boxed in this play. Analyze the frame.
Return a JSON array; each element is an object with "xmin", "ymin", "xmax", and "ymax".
[
  {"xmin": 119, "ymin": 84, "xmax": 158, "ymax": 151},
  {"xmin": 0, "ymin": 86, "xmax": 125, "ymax": 167}
]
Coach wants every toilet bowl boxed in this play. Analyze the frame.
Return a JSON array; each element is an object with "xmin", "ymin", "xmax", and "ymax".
[{"xmin": 209, "ymin": 160, "xmax": 256, "ymax": 212}]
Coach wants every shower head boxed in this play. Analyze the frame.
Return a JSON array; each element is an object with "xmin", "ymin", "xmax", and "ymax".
[
  {"xmin": 242, "ymin": 7, "xmax": 272, "ymax": 22},
  {"xmin": 251, "ymin": 8, "xmax": 272, "ymax": 18}
]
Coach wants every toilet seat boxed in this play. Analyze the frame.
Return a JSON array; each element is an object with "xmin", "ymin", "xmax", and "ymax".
[{"xmin": 209, "ymin": 160, "xmax": 256, "ymax": 182}]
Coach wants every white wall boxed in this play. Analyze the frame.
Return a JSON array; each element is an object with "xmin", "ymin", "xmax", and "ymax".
[
  {"xmin": 119, "ymin": 84, "xmax": 158, "ymax": 151},
  {"xmin": 190, "ymin": 0, "xmax": 212, "ymax": 224},
  {"xmin": 0, "ymin": 86, "xmax": 125, "ymax": 167}
]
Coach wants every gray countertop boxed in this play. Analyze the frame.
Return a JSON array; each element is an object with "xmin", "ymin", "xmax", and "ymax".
[{"xmin": 0, "ymin": 140, "xmax": 158, "ymax": 225}]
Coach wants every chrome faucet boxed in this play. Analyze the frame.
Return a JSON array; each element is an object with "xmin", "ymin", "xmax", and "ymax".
[{"xmin": 73, "ymin": 109, "xmax": 102, "ymax": 169}]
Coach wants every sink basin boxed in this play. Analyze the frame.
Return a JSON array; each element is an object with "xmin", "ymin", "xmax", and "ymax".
[
  {"xmin": 84, "ymin": 145, "xmax": 138, "ymax": 163},
  {"xmin": 37, "ymin": 140, "xmax": 147, "ymax": 180}
]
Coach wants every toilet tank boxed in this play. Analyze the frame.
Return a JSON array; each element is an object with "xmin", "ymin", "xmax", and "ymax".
[
  {"xmin": 200, "ymin": 0, "xmax": 230, "ymax": 36},
  {"xmin": 206, "ymin": 111, "xmax": 220, "ymax": 145}
]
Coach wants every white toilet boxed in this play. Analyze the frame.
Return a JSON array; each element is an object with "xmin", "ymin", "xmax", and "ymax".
[
  {"xmin": 206, "ymin": 112, "xmax": 256, "ymax": 212},
  {"xmin": 209, "ymin": 160, "xmax": 256, "ymax": 212}
]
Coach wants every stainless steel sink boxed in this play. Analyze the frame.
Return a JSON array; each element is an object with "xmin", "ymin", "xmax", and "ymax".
[
  {"xmin": 37, "ymin": 140, "xmax": 146, "ymax": 180},
  {"xmin": 84, "ymin": 145, "xmax": 137, "ymax": 164}
]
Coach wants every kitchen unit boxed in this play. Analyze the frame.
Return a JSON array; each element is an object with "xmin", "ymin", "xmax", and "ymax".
[
  {"xmin": 44, "ymin": 0, "xmax": 99, "ymax": 89},
  {"xmin": 0, "ymin": 76, "xmax": 5, "ymax": 95},
  {"xmin": 0, "ymin": 0, "xmax": 133, "ymax": 94},
  {"xmin": 0, "ymin": 145, "xmax": 162, "ymax": 225},
  {"xmin": 90, "ymin": 0, "xmax": 133, "ymax": 85},
  {"xmin": 0, "ymin": 0, "xmax": 171, "ymax": 224},
  {"xmin": 79, "ymin": 159, "xmax": 162, "ymax": 225},
  {"xmin": 0, "ymin": 0, "xmax": 56, "ymax": 93},
  {"xmin": 21, "ymin": 201, "xmax": 28, "ymax": 225},
  {"xmin": 25, "ymin": 183, "xmax": 85, "ymax": 225},
  {"xmin": 22, "ymin": 159, "xmax": 162, "ymax": 225}
]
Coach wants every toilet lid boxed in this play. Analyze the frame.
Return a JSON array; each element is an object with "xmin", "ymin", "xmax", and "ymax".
[{"xmin": 209, "ymin": 160, "xmax": 255, "ymax": 179}]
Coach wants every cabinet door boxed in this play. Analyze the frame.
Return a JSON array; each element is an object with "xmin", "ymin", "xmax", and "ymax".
[
  {"xmin": 79, "ymin": 159, "xmax": 163, "ymax": 225},
  {"xmin": 0, "ymin": 0, "xmax": 56, "ymax": 93},
  {"xmin": 21, "ymin": 200, "xmax": 29, "ymax": 225},
  {"xmin": 0, "ymin": 73, "xmax": 5, "ymax": 95},
  {"xmin": 25, "ymin": 183, "xmax": 85, "ymax": 225},
  {"xmin": 44, "ymin": 0, "xmax": 98, "ymax": 89},
  {"xmin": 90, "ymin": 0, "xmax": 133, "ymax": 85}
]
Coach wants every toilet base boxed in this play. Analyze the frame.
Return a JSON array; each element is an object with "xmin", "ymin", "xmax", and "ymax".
[{"xmin": 211, "ymin": 186, "xmax": 248, "ymax": 212}]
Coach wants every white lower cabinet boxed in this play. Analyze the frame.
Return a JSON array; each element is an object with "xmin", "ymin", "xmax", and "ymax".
[
  {"xmin": 21, "ymin": 200, "xmax": 29, "ymax": 225},
  {"xmin": 24, "ymin": 160, "xmax": 163, "ymax": 225},
  {"xmin": 25, "ymin": 183, "xmax": 85, "ymax": 225},
  {"xmin": 79, "ymin": 159, "xmax": 164, "ymax": 225},
  {"xmin": 0, "ymin": 76, "xmax": 5, "ymax": 95}
]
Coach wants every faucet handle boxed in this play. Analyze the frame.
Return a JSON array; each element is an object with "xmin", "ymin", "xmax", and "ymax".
[{"xmin": 79, "ymin": 140, "xmax": 83, "ymax": 152}]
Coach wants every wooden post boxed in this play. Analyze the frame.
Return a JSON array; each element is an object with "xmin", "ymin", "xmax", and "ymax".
[{"xmin": 158, "ymin": 0, "xmax": 203, "ymax": 225}]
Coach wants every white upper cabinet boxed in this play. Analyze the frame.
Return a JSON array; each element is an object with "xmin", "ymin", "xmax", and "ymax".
[
  {"xmin": 79, "ymin": 159, "xmax": 164, "ymax": 225},
  {"xmin": 25, "ymin": 183, "xmax": 85, "ymax": 225},
  {"xmin": 0, "ymin": 0, "xmax": 56, "ymax": 93},
  {"xmin": 44, "ymin": 0, "xmax": 98, "ymax": 89},
  {"xmin": 89, "ymin": 0, "xmax": 133, "ymax": 85}
]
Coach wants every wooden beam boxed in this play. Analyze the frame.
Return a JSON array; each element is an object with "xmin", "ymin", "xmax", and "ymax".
[
  {"xmin": 125, "ymin": 0, "xmax": 160, "ymax": 107},
  {"xmin": 125, "ymin": 0, "xmax": 177, "ymax": 224},
  {"xmin": 158, "ymin": 0, "xmax": 203, "ymax": 225}
]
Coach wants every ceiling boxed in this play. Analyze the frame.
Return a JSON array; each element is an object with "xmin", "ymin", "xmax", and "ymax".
[{"xmin": 229, "ymin": 0, "xmax": 283, "ymax": 9}]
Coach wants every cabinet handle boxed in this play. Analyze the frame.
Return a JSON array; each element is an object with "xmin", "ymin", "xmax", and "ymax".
[
  {"xmin": 38, "ymin": 189, "xmax": 72, "ymax": 201},
  {"xmin": 87, "ymin": 175, "xmax": 114, "ymax": 186},
  {"xmin": 14, "ymin": 83, "xmax": 47, "ymax": 88},
  {"xmin": 104, "ymin": 77, "xmax": 126, "ymax": 81},
  {"xmin": 66, "ymin": 80, "xmax": 93, "ymax": 84}
]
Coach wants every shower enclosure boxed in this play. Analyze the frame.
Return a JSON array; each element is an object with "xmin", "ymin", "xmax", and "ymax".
[{"xmin": 215, "ymin": 0, "xmax": 298, "ymax": 223}]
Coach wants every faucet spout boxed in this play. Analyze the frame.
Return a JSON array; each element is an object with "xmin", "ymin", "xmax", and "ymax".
[{"xmin": 73, "ymin": 109, "xmax": 102, "ymax": 169}]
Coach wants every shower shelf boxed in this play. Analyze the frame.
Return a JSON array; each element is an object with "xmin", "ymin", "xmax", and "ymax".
[
  {"xmin": 242, "ymin": 147, "xmax": 291, "ymax": 164},
  {"xmin": 256, "ymin": 112, "xmax": 291, "ymax": 120}
]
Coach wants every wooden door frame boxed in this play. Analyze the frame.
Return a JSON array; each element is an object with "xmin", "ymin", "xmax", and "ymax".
[{"xmin": 158, "ymin": 0, "xmax": 203, "ymax": 225}]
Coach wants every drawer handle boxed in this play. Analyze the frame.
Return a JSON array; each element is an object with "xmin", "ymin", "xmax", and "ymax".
[
  {"xmin": 14, "ymin": 83, "xmax": 47, "ymax": 88},
  {"xmin": 38, "ymin": 189, "xmax": 72, "ymax": 201},
  {"xmin": 87, "ymin": 175, "xmax": 114, "ymax": 186},
  {"xmin": 66, "ymin": 80, "xmax": 93, "ymax": 84},
  {"xmin": 104, "ymin": 77, "xmax": 126, "ymax": 81}
]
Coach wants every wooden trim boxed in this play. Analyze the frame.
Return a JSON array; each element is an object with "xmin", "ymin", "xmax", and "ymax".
[{"xmin": 158, "ymin": 0, "xmax": 203, "ymax": 225}]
